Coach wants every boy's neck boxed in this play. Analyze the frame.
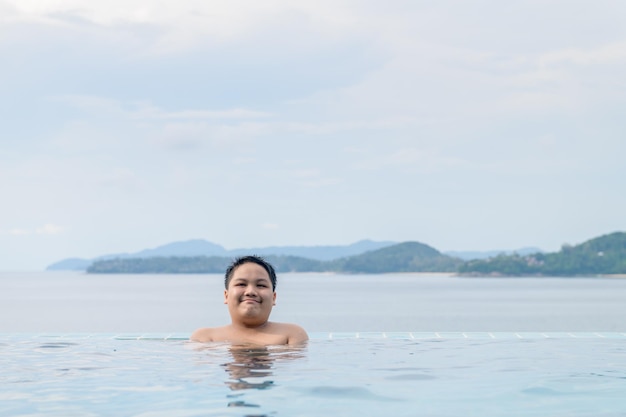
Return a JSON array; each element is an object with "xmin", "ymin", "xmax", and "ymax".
[{"xmin": 231, "ymin": 320, "xmax": 271, "ymax": 331}]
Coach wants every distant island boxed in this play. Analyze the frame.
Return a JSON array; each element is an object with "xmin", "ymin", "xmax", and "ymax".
[
  {"xmin": 48, "ymin": 239, "xmax": 399, "ymax": 271},
  {"xmin": 48, "ymin": 232, "xmax": 626, "ymax": 276},
  {"xmin": 47, "ymin": 239, "xmax": 541, "ymax": 271},
  {"xmin": 86, "ymin": 241, "xmax": 464, "ymax": 274},
  {"xmin": 459, "ymin": 232, "xmax": 626, "ymax": 276}
]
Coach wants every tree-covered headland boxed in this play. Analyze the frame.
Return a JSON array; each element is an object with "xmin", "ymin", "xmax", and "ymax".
[
  {"xmin": 458, "ymin": 232, "xmax": 626, "ymax": 276},
  {"xmin": 86, "ymin": 232, "xmax": 626, "ymax": 276},
  {"xmin": 87, "ymin": 241, "xmax": 462, "ymax": 274}
]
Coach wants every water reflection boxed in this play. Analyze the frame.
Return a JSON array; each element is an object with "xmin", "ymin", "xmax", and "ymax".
[
  {"xmin": 223, "ymin": 346, "xmax": 275, "ymax": 391},
  {"xmin": 219, "ymin": 345, "xmax": 306, "ymax": 415}
]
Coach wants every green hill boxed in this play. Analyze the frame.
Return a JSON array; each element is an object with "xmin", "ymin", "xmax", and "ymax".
[
  {"xmin": 87, "ymin": 256, "xmax": 231, "ymax": 274},
  {"xmin": 86, "ymin": 232, "xmax": 626, "ymax": 276},
  {"xmin": 87, "ymin": 241, "xmax": 462, "ymax": 274},
  {"xmin": 87, "ymin": 255, "xmax": 327, "ymax": 274},
  {"xmin": 459, "ymin": 232, "xmax": 626, "ymax": 276},
  {"xmin": 333, "ymin": 241, "xmax": 463, "ymax": 273},
  {"xmin": 49, "ymin": 239, "xmax": 396, "ymax": 270}
]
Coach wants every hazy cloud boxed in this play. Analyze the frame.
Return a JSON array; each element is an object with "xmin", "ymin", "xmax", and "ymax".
[
  {"xmin": 8, "ymin": 228, "xmax": 30, "ymax": 236},
  {"xmin": 352, "ymin": 148, "xmax": 466, "ymax": 173},
  {"xmin": 4, "ymin": 224, "xmax": 64, "ymax": 236},
  {"xmin": 540, "ymin": 41, "xmax": 626, "ymax": 66},
  {"xmin": 96, "ymin": 167, "xmax": 144, "ymax": 191},
  {"xmin": 131, "ymin": 107, "xmax": 273, "ymax": 121},
  {"xmin": 36, "ymin": 224, "xmax": 64, "ymax": 235},
  {"xmin": 2, "ymin": 0, "xmax": 625, "ymax": 269}
]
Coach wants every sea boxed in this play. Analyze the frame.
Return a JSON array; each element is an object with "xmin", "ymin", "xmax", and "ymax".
[
  {"xmin": 2, "ymin": 271, "xmax": 625, "ymax": 333},
  {"xmin": 2, "ymin": 271, "xmax": 626, "ymax": 416}
]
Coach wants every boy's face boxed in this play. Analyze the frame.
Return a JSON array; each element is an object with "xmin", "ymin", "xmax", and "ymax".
[{"xmin": 224, "ymin": 262, "xmax": 276, "ymax": 325}]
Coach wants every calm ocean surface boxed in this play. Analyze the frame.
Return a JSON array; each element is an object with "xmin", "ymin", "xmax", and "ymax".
[
  {"xmin": 3, "ymin": 271, "xmax": 626, "ymax": 416},
  {"xmin": 2, "ymin": 271, "xmax": 626, "ymax": 333},
  {"xmin": 3, "ymin": 335, "xmax": 626, "ymax": 417}
]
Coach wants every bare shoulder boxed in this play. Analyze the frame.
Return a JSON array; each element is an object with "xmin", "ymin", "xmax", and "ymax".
[
  {"xmin": 191, "ymin": 323, "xmax": 307, "ymax": 345},
  {"xmin": 190, "ymin": 326, "xmax": 228, "ymax": 342},
  {"xmin": 271, "ymin": 322, "xmax": 309, "ymax": 345}
]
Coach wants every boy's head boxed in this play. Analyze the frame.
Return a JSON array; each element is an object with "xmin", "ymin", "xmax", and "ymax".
[{"xmin": 224, "ymin": 255, "xmax": 277, "ymax": 291}]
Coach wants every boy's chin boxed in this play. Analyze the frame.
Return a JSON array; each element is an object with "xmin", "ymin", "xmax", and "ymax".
[
  {"xmin": 237, "ymin": 306, "xmax": 271, "ymax": 319},
  {"xmin": 238, "ymin": 304, "xmax": 262, "ymax": 314}
]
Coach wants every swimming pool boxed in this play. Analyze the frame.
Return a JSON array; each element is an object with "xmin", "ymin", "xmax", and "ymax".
[{"xmin": 2, "ymin": 332, "xmax": 625, "ymax": 416}]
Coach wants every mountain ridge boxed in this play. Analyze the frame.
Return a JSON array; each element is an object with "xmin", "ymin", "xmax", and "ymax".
[
  {"xmin": 87, "ymin": 240, "xmax": 464, "ymax": 274},
  {"xmin": 46, "ymin": 239, "xmax": 544, "ymax": 271},
  {"xmin": 459, "ymin": 231, "xmax": 626, "ymax": 276},
  {"xmin": 45, "ymin": 232, "xmax": 626, "ymax": 275},
  {"xmin": 46, "ymin": 239, "xmax": 398, "ymax": 271}
]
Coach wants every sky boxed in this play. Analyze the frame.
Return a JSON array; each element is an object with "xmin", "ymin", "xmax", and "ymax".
[{"xmin": 1, "ymin": 0, "xmax": 625, "ymax": 270}]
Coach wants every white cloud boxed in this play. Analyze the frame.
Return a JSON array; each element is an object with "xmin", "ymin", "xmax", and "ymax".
[
  {"xmin": 52, "ymin": 95, "xmax": 272, "ymax": 121},
  {"xmin": 47, "ymin": 96, "xmax": 277, "ymax": 151},
  {"xmin": 497, "ymin": 91, "xmax": 575, "ymax": 114},
  {"xmin": 96, "ymin": 167, "xmax": 143, "ymax": 191},
  {"xmin": 352, "ymin": 148, "xmax": 466, "ymax": 173},
  {"xmin": 540, "ymin": 41, "xmax": 626, "ymax": 66},
  {"xmin": 49, "ymin": 95, "xmax": 125, "ymax": 115},
  {"xmin": 36, "ymin": 223, "xmax": 64, "ymax": 234},
  {"xmin": 491, "ymin": 41, "xmax": 626, "ymax": 113},
  {"xmin": 2, "ymin": 0, "xmax": 363, "ymax": 54},
  {"xmin": 156, "ymin": 122, "xmax": 212, "ymax": 150},
  {"xmin": 155, "ymin": 121, "xmax": 265, "ymax": 150},
  {"xmin": 2, "ymin": 0, "xmax": 626, "ymax": 270},
  {"xmin": 298, "ymin": 178, "xmax": 342, "ymax": 188},
  {"xmin": 232, "ymin": 157, "xmax": 256, "ymax": 165},
  {"xmin": 261, "ymin": 222, "xmax": 279, "ymax": 230},
  {"xmin": 8, "ymin": 228, "xmax": 30, "ymax": 236},
  {"xmin": 4, "ymin": 224, "xmax": 64, "ymax": 236},
  {"xmin": 285, "ymin": 168, "xmax": 342, "ymax": 188},
  {"xmin": 4, "ymin": 0, "xmax": 359, "ymax": 29},
  {"xmin": 292, "ymin": 169, "xmax": 321, "ymax": 178},
  {"xmin": 151, "ymin": 117, "xmax": 420, "ymax": 151},
  {"xmin": 131, "ymin": 107, "xmax": 273, "ymax": 121},
  {"xmin": 292, "ymin": 118, "xmax": 419, "ymax": 134}
]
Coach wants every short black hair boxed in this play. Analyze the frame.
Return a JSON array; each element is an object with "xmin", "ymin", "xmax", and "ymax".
[{"xmin": 224, "ymin": 255, "xmax": 277, "ymax": 291}]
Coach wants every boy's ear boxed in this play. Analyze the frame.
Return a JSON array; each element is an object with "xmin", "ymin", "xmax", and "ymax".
[
  {"xmin": 273, "ymin": 291, "xmax": 276, "ymax": 305},
  {"xmin": 224, "ymin": 289, "xmax": 228, "ymax": 304}
]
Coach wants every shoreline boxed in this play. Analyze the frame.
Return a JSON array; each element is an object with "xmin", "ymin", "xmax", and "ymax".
[{"xmin": 4, "ymin": 271, "xmax": 626, "ymax": 278}]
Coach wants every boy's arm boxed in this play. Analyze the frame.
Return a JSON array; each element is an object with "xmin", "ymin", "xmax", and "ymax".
[
  {"xmin": 190, "ymin": 327, "xmax": 214, "ymax": 342},
  {"xmin": 286, "ymin": 324, "xmax": 309, "ymax": 345}
]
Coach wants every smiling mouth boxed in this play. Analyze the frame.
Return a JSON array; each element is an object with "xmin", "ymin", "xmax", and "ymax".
[{"xmin": 241, "ymin": 299, "xmax": 260, "ymax": 303}]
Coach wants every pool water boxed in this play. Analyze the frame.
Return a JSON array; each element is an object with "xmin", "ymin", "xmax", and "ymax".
[{"xmin": 2, "ymin": 333, "xmax": 625, "ymax": 416}]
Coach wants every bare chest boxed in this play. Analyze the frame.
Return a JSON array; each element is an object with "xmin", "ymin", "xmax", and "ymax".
[{"xmin": 218, "ymin": 327, "xmax": 288, "ymax": 346}]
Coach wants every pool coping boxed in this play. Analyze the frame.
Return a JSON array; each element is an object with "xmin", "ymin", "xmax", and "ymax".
[{"xmin": 2, "ymin": 332, "xmax": 626, "ymax": 340}]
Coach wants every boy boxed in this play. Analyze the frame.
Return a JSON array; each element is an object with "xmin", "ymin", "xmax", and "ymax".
[{"xmin": 191, "ymin": 255, "xmax": 308, "ymax": 345}]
